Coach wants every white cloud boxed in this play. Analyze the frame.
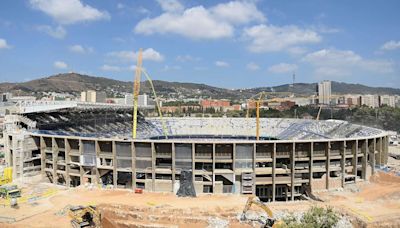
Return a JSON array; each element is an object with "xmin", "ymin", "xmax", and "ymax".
[
  {"xmin": 68, "ymin": 44, "xmax": 93, "ymax": 54},
  {"xmin": 162, "ymin": 65, "xmax": 181, "ymax": 71},
  {"xmin": 246, "ymin": 62, "xmax": 260, "ymax": 71},
  {"xmin": 287, "ymin": 46, "xmax": 308, "ymax": 56},
  {"xmin": 36, "ymin": 25, "xmax": 66, "ymax": 39},
  {"xmin": 135, "ymin": 1, "xmax": 265, "ymax": 40},
  {"xmin": 116, "ymin": 3, "xmax": 125, "ymax": 9},
  {"xmin": 215, "ymin": 61, "xmax": 229, "ymax": 67},
  {"xmin": 243, "ymin": 24, "xmax": 321, "ymax": 53},
  {"xmin": 268, "ymin": 63, "xmax": 298, "ymax": 74},
  {"xmin": 156, "ymin": 0, "xmax": 184, "ymax": 12},
  {"xmin": 0, "ymin": 38, "xmax": 11, "ymax": 49},
  {"xmin": 29, "ymin": 0, "xmax": 110, "ymax": 25},
  {"xmin": 107, "ymin": 48, "xmax": 164, "ymax": 62},
  {"xmin": 176, "ymin": 55, "xmax": 200, "ymax": 62},
  {"xmin": 312, "ymin": 24, "xmax": 341, "ymax": 34},
  {"xmin": 303, "ymin": 49, "xmax": 394, "ymax": 76},
  {"xmin": 101, "ymin": 64, "xmax": 121, "ymax": 72},
  {"xmin": 137, "ymin": 6, "xmax": 150, "ymax": 15},
  {"xmin": 210, "ymin": 1, "xmax": 265, "ymax": 25},
  {"xmin": 135, "ymin": 6, "xmax": 233, "ymax": 40},
  {"xmin": 54, "ymin": 61, "xmax": 68, "ymax": 69},
  {"xmin": 380, "ymin": 40, "xmax": 400, "ymax": 51}
]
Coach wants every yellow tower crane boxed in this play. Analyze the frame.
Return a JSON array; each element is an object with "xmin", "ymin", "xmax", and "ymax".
[
  {"xmin": 132, "ymin": 49, "xmax": 143, "ymax": 139},
  {"xmin": 132, "ymin": 49, "xmax": 168, "ymax": 139},
  {"xmin": 246, "ymin": 92, "xmax": 267, "ymax": 140}
]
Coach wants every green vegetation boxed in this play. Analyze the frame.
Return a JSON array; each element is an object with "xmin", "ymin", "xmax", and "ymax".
[{"xmin": 281, "ymin": 206, "xmax": 340, "ymax": 228}]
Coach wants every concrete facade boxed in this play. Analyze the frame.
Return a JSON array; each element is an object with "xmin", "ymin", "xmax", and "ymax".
[{"xmin": 5, "ymin": 133, "xmax": 389, "ymax": 201}]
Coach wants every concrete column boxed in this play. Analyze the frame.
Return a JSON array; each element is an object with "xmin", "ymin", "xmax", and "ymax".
[
  {"xmin": 232, "ymin": 143, "xmax": 236, "ymax": 171},
  {"xmin": 371, "ymin": 138, "xmax": 376, "ymax": 174},
  {"xmin": 95, "ymin": 140, "xmax": 100, "ymax": 185},
  {"xmin": 378, "ymin": 137, "xmax": 382, "ymax": 165},
  {"xmin": 112, "ymin": 141, "xmax": 117, "ymax": 188},
  {"xmin": 65, "ymin": 138, "xmax": 70, "ymax": 188},
  {"xmin": 353, "ymin": 140, "xmax": 358, "ymax": 183},
  {"xmin": 362, "ymin": 139, "xmax": 367, "ymax": 180},
  {"xmin": 384, "ymin": 136, "xmax": 389, "ymax": 165},
  {"xmin": 291, "ymin": 143, "xmax": 295, "ymax": 201},
  {"xmin": 192, "ymin": 143, "xmax": 195, "ymax": 183},
  {"xmin": 272, "ymin": 143, "xmax": 276, "ymax": 202},
  {"xmin": 78, "ymin": 139, "xmax": 84, "ymax": 185},
  {"xmin": 132, "ymin": 142, "xmax": 136, "ymax": 190},
  {"xmin": 52, "ymin": 137, "xmax": 58, "ymax": 185},
  {"xmin": 232, "ymin": 143, "xmax": 236, "ymax": 194},
  {"xmin": 326, "ymin": 141, "xmax": 330, "ymax": 190},
  {"xmin": 151, "ymin": 142, "xmax": 156, "ymax": 191},
  {"xmin": 252, "ymin": 143, "xmax": 256, "ymax": 195},
  {"xmin": 40, "ymin": 136, "xmax": 45, "ymax": 178},
  {"xmin": 212, "ymin": 143, "xmax": 216, "ymax": 191},
  {"xmin": 341, "ymin": 141, "xmax": 346, "ymax": 188},
  {"xmin": 172, "ymin": 142, "xmax": 176, "ymax": 192},
  {"xmin": 309, "ymin": 142, "xmax": 314, "ymax": 190}
]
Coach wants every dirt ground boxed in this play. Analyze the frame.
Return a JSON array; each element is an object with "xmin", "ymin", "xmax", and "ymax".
[
  {"xmin": 0, "ymin": 171, "xmax": 399, "ymax": 228},
  {"xmin": 388, "ymin": 145, "xmax": 400, "ymax": 172},
  {"xmin": 316, "ymin": 171, "xmax": 400, "ymax": 227}
]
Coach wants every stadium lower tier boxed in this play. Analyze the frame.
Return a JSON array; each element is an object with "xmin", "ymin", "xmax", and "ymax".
[{"xmin": 5, "ymin": 133, "xmax": 389, "ymax": 201}]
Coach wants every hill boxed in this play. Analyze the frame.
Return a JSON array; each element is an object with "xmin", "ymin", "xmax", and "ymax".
[{"xmin": 0, "ymin": 73, "xmax": 399, "ymax": 99}]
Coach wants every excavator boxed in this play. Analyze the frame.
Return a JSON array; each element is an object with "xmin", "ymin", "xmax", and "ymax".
[
  {"xmin": 240, "ymin": 196, "xmax": 284, "ymax": 228},
  {"xmin": 69, "ymin": 205, "xmax": 101, "ymax": 228},
  {"xmin": 0, "ymin": 167, "xmax": 13, "ymax": 186}
]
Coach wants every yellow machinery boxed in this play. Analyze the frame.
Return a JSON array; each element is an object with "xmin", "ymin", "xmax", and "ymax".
[
  {"xmin": 246, "ymin": 92, "xmax": 267, "ymax": 140},
  {"xmin": 0, "ymin": 184, "xmax": 21, "ymax": 199},
  {"xmin": 0, "ymin": 167, "xmax": 13, "ymax": 186},
  {"xmin": 240, "ymin": 196, "xmax": 283, "ymax": 227},
  {"xmin": 132, "ymin": 49, "xmax": 143, "ymax": 139},
  {"xmin": 131, "ymin": 48, "xmax": 168, "ymax": 139},
  {"xmin": 69, "ymin": 205, "xmax": 101, "ymax": 228}
]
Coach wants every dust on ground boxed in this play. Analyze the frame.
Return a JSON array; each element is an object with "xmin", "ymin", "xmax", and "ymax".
[
  {"xmin": 316, "ymin": 171, "xmax": 400, "ymax": 227},
  {"xmin": 0, "ymin": 171, "xmax": 399, "ymax": 227}
]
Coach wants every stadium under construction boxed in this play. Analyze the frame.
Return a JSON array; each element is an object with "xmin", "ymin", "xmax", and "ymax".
[{"xmin": 3, "ymin": 104, "xmax": 389, "ymax": 202}]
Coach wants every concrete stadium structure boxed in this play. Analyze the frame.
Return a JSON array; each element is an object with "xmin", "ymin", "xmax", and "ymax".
[{"xmin": 3, "ymin": 107, "xmax": 389, "ymax": 201}]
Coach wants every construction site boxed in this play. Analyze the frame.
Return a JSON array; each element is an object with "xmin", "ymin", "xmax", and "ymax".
[{"xmin": 0, "ymin": 50, "xmax": 399, "ymax": 228}]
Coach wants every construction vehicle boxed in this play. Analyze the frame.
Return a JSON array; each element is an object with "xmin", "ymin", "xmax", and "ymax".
[
  {"xmin": 69, "ymin": 205, "xmax": 101, "ymax": 228},
  {"xmin": 240, "ymin": 196, "xmax": 283, "ymax": 227},
  {"xmin": 0, "ymin": 184, "xmax": 21, "ymax": 199},
  {"xmin": 0, "ymin": 167, "xmax": 13, "ymax": 186}
]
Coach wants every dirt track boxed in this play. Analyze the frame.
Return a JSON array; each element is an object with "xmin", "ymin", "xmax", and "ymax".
[{"xmin": 0, "ymin": 171, "xmax": 399, "ymax": 227}]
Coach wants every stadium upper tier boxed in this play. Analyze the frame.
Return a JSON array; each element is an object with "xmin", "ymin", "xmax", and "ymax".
[{"xmin": 23, "ymin": 109, "xmax": 386, "ymax": 140}]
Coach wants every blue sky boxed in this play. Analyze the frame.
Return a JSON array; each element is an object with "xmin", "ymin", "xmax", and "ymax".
[{"xmin": 0, "ymin": 0, "xmax": 399, "ymax": 89}]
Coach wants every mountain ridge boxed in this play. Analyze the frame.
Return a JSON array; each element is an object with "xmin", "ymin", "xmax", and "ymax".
[{"xmin": 1, "ymin": 73, "xmax": 399, "ymax": 99}]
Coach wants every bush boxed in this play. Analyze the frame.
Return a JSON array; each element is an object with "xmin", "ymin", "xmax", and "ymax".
[{"xmin": 281, "ymin": 206, "xmax": 340, "ymax": 228}]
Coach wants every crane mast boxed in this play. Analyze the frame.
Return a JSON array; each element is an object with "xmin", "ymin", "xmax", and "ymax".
[{"xmin": 132, "ymin": 49, "xmax": 143, "ymax": 139}]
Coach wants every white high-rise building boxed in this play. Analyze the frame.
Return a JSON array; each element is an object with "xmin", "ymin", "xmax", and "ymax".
[
  {"xmin": 360, "ymin": 95, "xmax": 379, "ymax": 108},
  {"xmin": 318, "ymin": 80, "xmax": 332, "ymax": 105},
  {"xmin": 80, "ymin": 90, "xmax": 106, "ymax": 103},
  {"xmin": 379, "ymin": 95, "xmax": 396, "ymax": 107},
  {"xmin": 124, "ymin": 93, "xmax": 154, "ymax": 107}
]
